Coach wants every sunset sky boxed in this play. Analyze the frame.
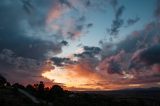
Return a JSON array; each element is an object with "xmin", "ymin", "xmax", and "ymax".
[{"xmin": 0, "ymin": 0, "xmax": 160, "ymax": 91}]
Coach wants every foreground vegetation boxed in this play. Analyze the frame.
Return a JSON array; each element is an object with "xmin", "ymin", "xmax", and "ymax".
[{"xmin": 1, "ymin": 74, "xmax": 160, "ymax": 106}]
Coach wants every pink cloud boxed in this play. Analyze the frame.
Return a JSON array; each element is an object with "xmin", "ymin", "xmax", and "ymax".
[{"xmin": 46, "ymin": 3, "xmax": 63, "ymax": 25}]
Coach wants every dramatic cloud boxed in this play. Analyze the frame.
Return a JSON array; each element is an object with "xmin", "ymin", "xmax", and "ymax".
[
  {"xmin": 96, "ymin": 3, "xmax": 160, "ymax": 85},
  {"xmin": 0, "ymin": 0, "xmax": 108, "ymax": 85},
  {"xmin": 42, "ymin": 57, "xmax": 106, "ymax": 90},
  {"xmin": 0, "ymin": 49, "xmax": 55, "ymax": 84},
  {"xmin": 131, "ymin": 44, "xmax": 160, "ymax": 67},
  {"xmin": 0, "ymin": 0, "xmax": 74, "ymax": 84},
  {"xmin": 44, "ymin": 17, "xmax": 160, "ymax": 89},
  {"xmin": 1, "ymin": 0, "xmax": 160, "ymax": 90},
  {"xmin": 100, "ymin": 21, "xmax": 160, "ymax": 84},
  {"xmin": 98, "ymin": 50, "xmax": 126, "ymax": 74},
  {"xmin": 46, "ymin": 0, "xmax": 108, "ymax": 40},
  {"xmin": 42, "ymin": 0, "xmax": 160, "ymax": 90}
]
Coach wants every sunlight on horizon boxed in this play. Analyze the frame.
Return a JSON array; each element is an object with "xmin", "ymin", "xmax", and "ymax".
[{"xmin": 42, "ymin": 67, "xmax": 112, "ymax": 90}]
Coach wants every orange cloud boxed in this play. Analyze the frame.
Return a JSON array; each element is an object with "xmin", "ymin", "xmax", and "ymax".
[
  {"xmin": 42, "ymin": 59, "xmax": 113, "ymax": 90},
  {"xmin": 41, "ymin": 53, "xmax": 160, "ymax": 91},
  {"xmin": 41, "ymin": 59, "xmax": 140, "ymax": 90}
]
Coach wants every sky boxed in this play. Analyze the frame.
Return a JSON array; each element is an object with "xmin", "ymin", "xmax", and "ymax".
[{"xmin": 0, "ymin": 0, "xmax": 160, "ymax": 91}]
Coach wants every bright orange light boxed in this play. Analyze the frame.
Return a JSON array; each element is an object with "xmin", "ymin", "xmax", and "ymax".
[
  {"xmin": 41, "ymin": 63, "xmax": 140, "ymax": 91},
  {"xmin": 42, "ymin": 66, "xmax": 108, "ymax": 90}
]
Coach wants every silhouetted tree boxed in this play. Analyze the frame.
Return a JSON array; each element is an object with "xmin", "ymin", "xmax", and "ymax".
[
  {"xmin": 49, "ymin": 85, "xmax": 64, "ymax": 98},
  {"xmin": 37, "ymin": 81, "xmax": 45, "ymax": 99},
  {"xmin": 45, "ymin": 87, "xmax": 50, "ymax": 92},
  {"xmin": 33, "ymin": 83, "xmax": 38, "ymax": 89},
  {"xmin": 38, "ymin": 81, "xmax": 45, "ymax": 92},
  {"xmin": 26, "ymin": 84, "xmax": 35, "ymax": 90},
  {"xmin": 26, "ymin": 84, "xmax": 36, "ymax": 95},
  {"xmin": 0, "ymin": 74, "xmax": 7, "ymax": 87},
  {"xmin": 5, "ymin": 82, "xmax": 11, "ymax": 87},
  {"xmin": 12, "ymin": 83, "xmax": 25, "ymax": 89}
]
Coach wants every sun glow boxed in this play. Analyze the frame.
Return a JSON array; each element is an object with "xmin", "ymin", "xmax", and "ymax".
[{"xmin": 42, "ymin": 66, "xmax": 103, "ymax": 90}]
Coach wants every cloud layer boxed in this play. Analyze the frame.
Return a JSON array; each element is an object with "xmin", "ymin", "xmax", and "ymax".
[{"xmin": 0, "ymin": 0, "xmax": 160, "ymax": 90}]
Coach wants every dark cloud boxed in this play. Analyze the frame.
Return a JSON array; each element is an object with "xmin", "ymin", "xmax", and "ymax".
[
  {"xmin": 84, "ymin": 46, "xmax": 101, "ymax": 53},
  {"xmin": 60, "ymin": 40, "xmax": 68, "ymax": 46},
  {"xmin": 98, "ymin": 50, "xmax": 126, "ymax": 75},
  {"xmin": 76, "ymin": 25, "xmax": 83, "ymax": 31},
  {"xmin": 108, "ymin": 1, "xmax": 140, "ymax": 37},
  {"xmin": 108, "ymin": 5, "xmax": 125, "ymax": 36},
  {"xmin": 113, "ymin": 22, "xmax": 160, "ymax": 54},
  {"xmin": 80, "ymin": 0, "xmax": 108, "ymax": 12},
  {"xmin": 43, "ymin": 0, "xmax": 160, "ymax": 88},
  {"xmin": 74, "ymin": 46, "xmax": 101, "ymax": 58},
  {"xmin": 115, "ymin": 6, "xmax": 125, "ymax": 19},
  {"xmin": 126, "ymin": 17, "xmax": 140, "ymax": 27},
  {"xmin": 20, "ymin": 0, "xmax": 34, "ymax": 14},
  {"xmin": 0, "ymin": 0, "xmax": 71, "ymax": 83},
  {"xmin": 117, "ymin": 34, "xmax": 142, "ymax": 53},
  {"xmin": 0, "ymin": 0, "xmax": 76, "ymax": 60},
  {"xmin": 131, "ymin": 45, "xmax": 160, "ymax": 67},
  {"xmin": 139, "ymin": 45, "xmax": 160, "ymax": 65},
  {"xmin": 71, "ymin": 46, "xmax": 102, "ymax": 75},
  {"xmin": 0, "ymin": 49, "xmax": 47, "ymax": 84},
  {"xmin": 1, "ymin": 0, "xmax": 160, "ymax": 88},
  {"xmin": 86, "ymin": 23, "xmax": 93, "ymax": 28},
  {"xmin": 100, "ymin": 22, "xmax": 160, "ymax": 75},
  {"xmin": 107, "ymin": 60, "xmax": 122, "ymax": 74},
  {"xmin": 0, "ymin": 49, "xmax": 41, "ymax": 71},
  {"xmin": 154, "ymin": 0, "xmax": 160, "ymax": 20},
  {"xmin": 51, "ymin": 57, "xmax": 76, "ymax": 67},
  {"xmin": 0, "ymin": 30, "xmax": 62, "ymax": 60}
]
